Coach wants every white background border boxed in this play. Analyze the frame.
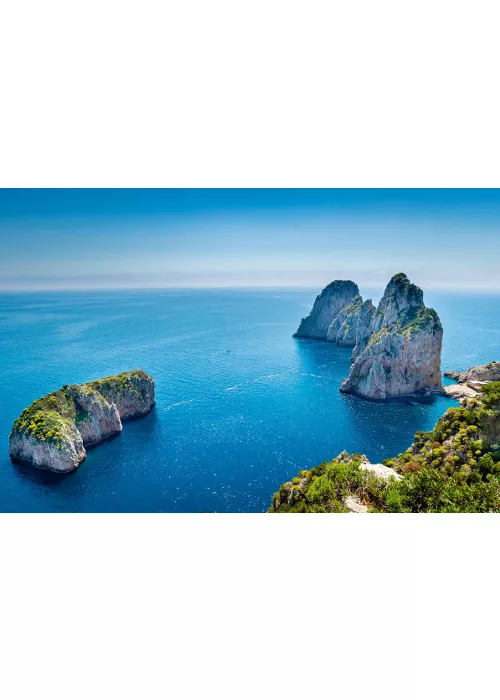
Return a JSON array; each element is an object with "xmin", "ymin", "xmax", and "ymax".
[{"xmin": 1, "ymin": 1, "xmax": 500, "ymax": 698}]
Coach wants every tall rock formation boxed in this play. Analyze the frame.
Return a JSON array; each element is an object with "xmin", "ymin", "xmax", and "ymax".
[
  {"xmin": 340, "ymin": 274, "xmax": 443, "ymax": 399},
  {"xmin": 294, "ymin": 273, "xmax": 443, "ymax": 399},
  {"xmin": 294, "ymin": 280, "xmax": 359, "ymax": 340},
  {"xmin": 9, "ymin": 369, "xmax": 155, "ymax": 472}
]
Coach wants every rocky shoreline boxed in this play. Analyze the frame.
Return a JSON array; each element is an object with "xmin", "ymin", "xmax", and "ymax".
[
  {"xmin": 442, "ymin": 362, "xmax": 500, "ymax": 403},
  {"xmin": 9, "ymin": 370, "xmax": 155, "ymax": 473}
]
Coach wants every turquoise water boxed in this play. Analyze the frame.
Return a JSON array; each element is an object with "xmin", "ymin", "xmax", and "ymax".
[{"xmin": 0, "ymin": 288, "xmax": 498, "ymax": 512}]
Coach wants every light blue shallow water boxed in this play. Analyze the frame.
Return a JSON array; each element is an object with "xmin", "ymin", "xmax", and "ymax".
[{"xmin": 0, "ymin": 288, "xmax": 498, "ymax": 512}]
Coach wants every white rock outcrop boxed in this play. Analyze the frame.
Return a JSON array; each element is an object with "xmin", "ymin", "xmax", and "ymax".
[
  {"xmin": 359, "ymin": 459, "xmax": 402, "ymax": 481},
  {"xmin": 442, "ymin": 384, "xmax": 479, "ymax": 402},
  {"xmin": 343, "ymin": 455, "xmax": 402, "ymax": 511}
]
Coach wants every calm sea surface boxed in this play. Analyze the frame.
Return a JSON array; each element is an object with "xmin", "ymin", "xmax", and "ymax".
[{"xmin": 0, "ymin": 288, "xmax": 498, "ymax": 512}]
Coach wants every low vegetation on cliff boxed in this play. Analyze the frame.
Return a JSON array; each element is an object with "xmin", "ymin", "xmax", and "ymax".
[
  {"xmin": 87, "ymin": 370, "xmax": 153, "ymax": 406},
  {"xmin": 399, "ymin": 306, "xmax": 442, "ymax": 339},
  {"xmin": 270, "ymin": 455, "xmax": 389, "ymax": 513},
  {"xmin": 270, "ymin": 382, "xmax": 500, "ymax": 513},
  {"xmin": 11, "ymin": 388, "xmax": 77, "ymax": 448},
  {"xmin": 10, "ymin": 370, "xmax": 155, "ymax": 472},
  {"xmin": 11, "ymin": 370, "xmax": 151, "ymax": 449}
]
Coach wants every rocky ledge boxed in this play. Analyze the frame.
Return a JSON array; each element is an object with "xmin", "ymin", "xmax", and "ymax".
[
  {"xmin": 442, "ymin": 362, "xmax": 500, "ymax": 403},
  {"xmin": 295, "ymin": 273, "xmax": 443, "ymax": 399},
  {"xmin": 444, "ymin": 362, "xmax": 500, "ymax": 385},
  {"xmin": 442, "ymin": 383, "xmax": 479, "ymax": 402},
  {"xmin": 9, "ymin": 370, "xmax": 155, "ymax": 473}
]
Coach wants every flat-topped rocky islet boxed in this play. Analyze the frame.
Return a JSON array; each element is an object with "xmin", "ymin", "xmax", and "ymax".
[{"xmin": 9, "ymin": 369, "xmax": 155, "ymax": 473}]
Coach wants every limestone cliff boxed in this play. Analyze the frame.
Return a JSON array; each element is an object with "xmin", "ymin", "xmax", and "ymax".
[
  {"xmin": 340, "ymin": 274, "xmax": 443, "ymax": 399},
  {"xmin": 294, "ymin": 280, "xmax": 359, "ymax": 339},
  {"xmin": 9, "ymin": 369, "xmax": 155, "ymax": 473},
  {"xmin": 325, "ymin": 295, "xmax": 377, "ymax": 357},
  {"xmin": 66, "ymin": 385, "xmax": 121, "ymax": 445},
  {"xmin": 294, "ymin": 273, "xmax": 443, "ymax": 399},
  {"xmin": 326, "ymin": 294, "xmax": 364, "ymax": 346},
  {"xmin": 351, "ymin": 299, "xmax": 377, "ymax": 361},
  {"xmin": 9, "ymin": 424, "xmax": 86, "ymax": 473}
]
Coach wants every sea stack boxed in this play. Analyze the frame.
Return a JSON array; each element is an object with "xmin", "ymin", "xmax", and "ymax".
[
  {"xmin": 9, "ymin": 370, "xmax": 155, "ymax": 472},
  {"xmin": 340, "ymin": 274, "xmax": 443, "ymax": 399},
  {"xmin": 294, "ymin": 273, "xmax": 443, "ymax": 399},
  {"xmin": 294, "ymin": 280, "xmax": 359, "ymax": 339}
]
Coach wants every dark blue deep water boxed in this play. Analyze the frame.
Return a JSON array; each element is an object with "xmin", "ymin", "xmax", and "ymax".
[{"xmin": 0, "ymin": 288, "xmax": 499, "ymax": 512}]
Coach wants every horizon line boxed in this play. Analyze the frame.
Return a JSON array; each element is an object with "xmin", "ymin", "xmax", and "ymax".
[{"xmin": 1, "ymin": 283, "xmax": 500, "ymax": 294}]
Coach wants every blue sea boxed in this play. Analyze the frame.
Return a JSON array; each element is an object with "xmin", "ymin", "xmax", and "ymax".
[{"xmin": 0, "ymin": 288, "xmax": 499, "ymax": 512}]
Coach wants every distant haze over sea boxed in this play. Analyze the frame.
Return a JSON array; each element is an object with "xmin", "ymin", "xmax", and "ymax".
[{"xmin": 2, "ymin": 189, "xmax": 500, "ymax": 291}]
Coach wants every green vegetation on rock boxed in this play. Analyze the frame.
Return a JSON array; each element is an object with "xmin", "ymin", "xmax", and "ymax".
[
  {"xmin": 87, "ymin": 370, "xmax": 151, "ymax": 404},
  {"xmin": 270, "ymin": 382, "xmax": 500, "ymax": 513},
  {"xmin": 270, "ymin": 455, "xmax": 388, "ymax": 513},
  {"xmin": 10, "ymin": 388, "xmax": 77, "ymax": 448},
  {"xmin": 10, "ymin": 369, "xmax": 152, "ymax": 450},
  {"xmin": 366, "ymin": 306, "xmax": 441, "ymax": 348},
  {"xmin": 391, "ymin": 272, "xmax": 409, "ymax": 284},
  {"xmin": 400, "ymin": 306, "xmax": 442, "ymax": 339},
  {"xmin": 341, "ymin": 295, "xmax": 364, "ymax": 317},
  {"xmin": 367, "ymin": 328, "xmax": 389, "ymax": 346}
]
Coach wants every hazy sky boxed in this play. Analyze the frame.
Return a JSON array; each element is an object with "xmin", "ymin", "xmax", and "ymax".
[{"xmin": 1, "ymin": 189, "xmax": 499, "ymax": 291}]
